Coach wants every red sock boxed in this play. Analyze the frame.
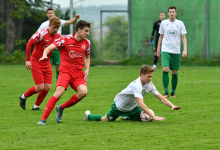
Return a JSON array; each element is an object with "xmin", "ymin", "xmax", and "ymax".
[
  {"xmin": 60, "ymin": 94, "xmax": 81, "ymax": 109},
  {"xmin": 41, "ymin": 96, "xmax": 58, "ymax": 120},
  {"xmin": 35, "ymin": 90, "xmax": 48, "ymax": 106},
  {"xmin": 24, "ymin": 86, "xmax": 37, "ymax": 98}
]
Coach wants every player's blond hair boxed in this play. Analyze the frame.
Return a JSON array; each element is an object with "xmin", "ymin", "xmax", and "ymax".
[
  {"xmin": 49, "ymin": 16, "xmax": 61, "ymax": 28},
  {"xmin": 140, "ymin": 65, "xmax": 155, "ymax": 75}
]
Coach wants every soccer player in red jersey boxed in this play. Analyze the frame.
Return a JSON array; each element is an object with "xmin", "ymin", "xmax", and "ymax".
[
  {"xmin": 19, "ymin": 16, "xmax": 61, "ymax": 111},
  {"xmin": 37, "ymin": 20, "xmax": 91, "ymax": 125}
]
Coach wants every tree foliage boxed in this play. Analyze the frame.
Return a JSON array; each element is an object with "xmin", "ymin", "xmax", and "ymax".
[{"xmin": 102, "ymin": 15, "xmax": 128, "ymax": 60}]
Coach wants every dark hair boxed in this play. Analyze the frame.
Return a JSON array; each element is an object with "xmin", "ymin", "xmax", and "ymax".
[
  {"xmin": 140, "ymin": 65, "xmax": 154, "ymax": 75},
  {"xmin": 47, "ymin": 8, "xmax": 54, "ymax": 13},
  {"xmin": 75, "ymin": 20, "xmax": 91, "ymax": 32},
  {"xmin": 49, "ymin": 16, "xmax": 61, "ymax": 28},
  {"xmin": 168, "ymin": 6, "xmax": 176, "ymax": 12}
]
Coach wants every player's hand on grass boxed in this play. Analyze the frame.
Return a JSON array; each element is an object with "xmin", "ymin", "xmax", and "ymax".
[
  {"xmin": 84, "ymin": 70, "xmax": 89, "ymax": 81},
  {"xmin": 75, "ymin": 14, "xmax": 80, "ymax": 19},
  {"xmin": 25, "ymin": 61, "xmax": 31, "ymax": 70},
  {"xmin": 39, "ymin": 56, "xmax": 48, "ymax": 61},
  {"xmin": 152, "ymin": 116, "xmax": 165, "ymax": 121},
  {"xmin": 171, "ymin": 106, "xmax": 181, "ymax": 110}
]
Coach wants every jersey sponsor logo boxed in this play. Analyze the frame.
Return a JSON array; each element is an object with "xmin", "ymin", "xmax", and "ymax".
[
  {"xmin": 167, "ymin": 30, "xmax": 177, "ymax": 35},
  {"xmin": 81, "ymin": 45, "xmax": 86, "ymax": 50},
  {"xmin": 69, "ymin": 50, "xmax": 83, "ymax": 58},
  {"xmin": 141, "ymin": 89, "xmax": 147, "ymax": 96}
]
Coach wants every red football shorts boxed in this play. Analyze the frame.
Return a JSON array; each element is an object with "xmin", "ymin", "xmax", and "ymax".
[
  {"xmin": 56, "ymin": 70, "xmax": 87, "ymax": 91},
  {"xmin": 31, "ymin": 66, "xmax": 52, "ymax": 85}
]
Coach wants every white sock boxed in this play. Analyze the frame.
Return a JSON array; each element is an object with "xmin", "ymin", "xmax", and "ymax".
[
  {"xmin": 21, "ymin": 94, "xmax": 26, "ymax": 99},
  {"xmin": 33, "ymin": 104, "xmax": 39, "ymax": 109}
]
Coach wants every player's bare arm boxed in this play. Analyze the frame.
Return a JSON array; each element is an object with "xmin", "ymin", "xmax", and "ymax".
[
  {"xmin": 182, "ymin": 34, "xmax": 187, "ymax": 58},
  {"xmin": 84, "ymin": 55, "xmax": 90, "ymax": 81},
  {"xmin": 157, "ymin": 34, "xmax": 163, "ymax": 58},
  {"xmin": 135, "ymin": 97, "xmax": 165, "ymax": 121},
  {"xmin": 154, "ymin": 93, "xmax": 181, "ymax": 110},
  {"xmin": 64, "ymin": 14, "xmax": 80, "ymax": 26},
  {"xmin": 39, "ymin": 44, "xmax": 56, "ymax": 61}
]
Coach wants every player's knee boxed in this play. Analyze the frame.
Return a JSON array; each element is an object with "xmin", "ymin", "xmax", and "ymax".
[
  {"xmin": 35, "ymin": 84, "xmax": 44, "ymax": 92},
  {"xmin": 171, "ymin": 70, "xmax": 178, "ymax": 74},
  {"xmin": 54, "ymin": 86, "xmax": 65, "ymax": 99},
  {"xmin": 44, "ymin": 84, "xmax": 51, "ymax": 91},
  {"xmin": 101, "ymin": 115, "xmax": 110, "ymax": 122},
  {"xmin": 77, "ymin": 85, "xmax": 88, "ymax": 98},
  {"xmin": 163, "ymin": 67, "xmax": 169, "ymax": 72},
  {"xmin": 79, "ymin": 90, "xmax": 87, "ymax": 99},
  {"xmin": 55, "ymin": 65, "xmax": 60, "ymax": 72}
]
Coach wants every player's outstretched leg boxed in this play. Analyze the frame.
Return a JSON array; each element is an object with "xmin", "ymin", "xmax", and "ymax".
[
  {"xmin": 84, "ymin": 110, "xmax": 91, "ymax": 120},
  {"xmin": 56, "ymin": 105, "xmax": 64, "ymax": 123},
  {"xmin": 84, "ymin": 111, "xmax": 103, "ymax": 121},
  {"xmin": 19, "ymin": 94, "xmax": 26, "ymax": 110}
]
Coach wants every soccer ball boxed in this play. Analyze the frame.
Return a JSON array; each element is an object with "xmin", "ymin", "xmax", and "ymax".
[{"xmin": 140, "ymin": 109, "xmax": 155, "ymax": 122}]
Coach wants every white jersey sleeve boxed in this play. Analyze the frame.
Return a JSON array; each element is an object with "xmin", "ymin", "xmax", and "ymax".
[
  {"xmin": 149, "ymin": 83, "xmax": 159, "ymax": 96},
  {"xmin": 180, "ymin": 21, "xmax": 187, "ymax": 35}
]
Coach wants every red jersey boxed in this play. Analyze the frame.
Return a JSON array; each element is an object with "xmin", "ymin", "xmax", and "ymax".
[
  {"xmin": 26, "ymin": 28, "xmax": 61, "ymax": 67},
  {"xmin": 53, "ymin": 33, "xmax": 91, "ymax": 72}
]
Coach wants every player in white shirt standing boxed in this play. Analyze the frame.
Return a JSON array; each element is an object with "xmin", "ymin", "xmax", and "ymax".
[
  {"xmin": 37, "ymin": 8, "xmax": 80, "ymax": 80},
  {"xmin": 84, "ymin": 65, "xmax": 181, "ymax": 122},
  {"xmin": 157, "ymin": 6, "xmax": 187, "ymax": 98}
]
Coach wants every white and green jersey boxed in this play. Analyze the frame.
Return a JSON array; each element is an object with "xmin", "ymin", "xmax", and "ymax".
[
  {"xmin": 114, "ymin": 77, "xmax": 159, "ymax": 112},
  {"xmin": 159, "ymin": 19, "xmax": 187, "ymax": 54},
  {"xmin": 37, "ymin": 19, "xmax": 66, "ymax": 35}
]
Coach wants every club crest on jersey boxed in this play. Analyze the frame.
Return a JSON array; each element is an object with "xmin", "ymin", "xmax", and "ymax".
[{"xmin": 81, "ymin": 45, "xmax": 86, "ymax": 50}]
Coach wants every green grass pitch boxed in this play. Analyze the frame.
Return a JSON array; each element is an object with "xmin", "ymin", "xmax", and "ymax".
[{"xmin": 0, "ymin": 65, "xmax": 220, "ymax": 149}]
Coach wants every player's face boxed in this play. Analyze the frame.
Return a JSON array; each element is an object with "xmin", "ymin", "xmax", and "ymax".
[
  {"xmin": 159, "ymin": 13, "xmax": 165, "ymax": 20},
  {"xmin": 79, "ymin": 27, "xmax": 90, "ymax": 39},
  {"xmin": 168, "ymin": 9, "xmax": 176, "ymax": 19},
  {"xmin": 46, "ymin": 10, "xmax": 55, "ymax": 19},
  {"xmin": 142, "ymin": 73, "xmax": 153, "ymax": 84},
  {"xmin": 49, "ymin": 25, "xmax": 59, "ymax": 35}
]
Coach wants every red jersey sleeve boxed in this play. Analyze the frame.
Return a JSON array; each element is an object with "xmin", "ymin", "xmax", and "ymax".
[{"xmin": 26, "ymin": 39, "xmax": 35, "ymax": 61}]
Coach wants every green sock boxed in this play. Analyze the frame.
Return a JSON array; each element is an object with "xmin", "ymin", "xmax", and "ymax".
[
  {"xmin": 88, "ymin": 114, "xmax": 103, "ymax": 121},
  {"xmin": 56, "ymin": 71, "xmax": 59, "ymax": 80},
  {"xmin": 171, "ymin": 73, "xmax": 178, "ymax": 94},
  {"xmin": 163, "ymin": 71, "xmax": 169, "ymax": 93}
]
